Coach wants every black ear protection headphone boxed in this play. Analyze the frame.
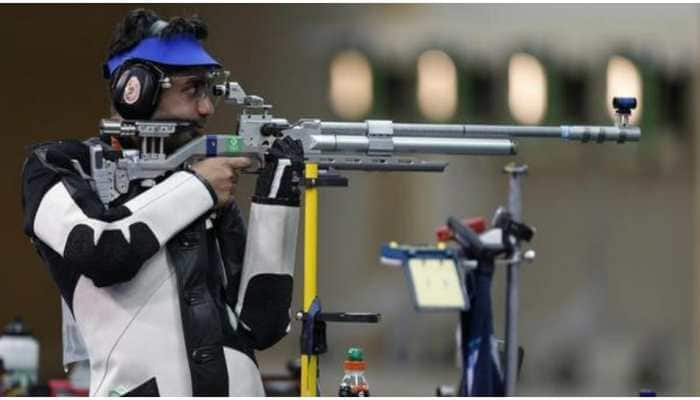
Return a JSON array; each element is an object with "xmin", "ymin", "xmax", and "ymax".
[
  {"xmin": 109, "ymin": 60, "xmax": 171, "ymax": 120},
  {"xmin": 109, "ymin": 20, "xmax": 171, "ymax": 120}
]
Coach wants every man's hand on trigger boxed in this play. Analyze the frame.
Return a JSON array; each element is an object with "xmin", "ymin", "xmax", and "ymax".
[
  {"xmin": 253, "ymin": 136, "xmax": 305, "ymax": 206},
  {"xmin": 192, "ymin": 157, "xmax": 252, "ymax": 208}
]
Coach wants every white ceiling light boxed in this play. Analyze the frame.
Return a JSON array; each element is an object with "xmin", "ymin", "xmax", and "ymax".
[
  {"xmin": 508, "ymin": 52, "xmax": 548, "ymax": 125},
  {"xmin": 417, "ymin": 50, "xmax": 458, "ymax": 122},
  {"xmin": 329, "ymin": 50, "xmax": 373, "ymax": 120}
]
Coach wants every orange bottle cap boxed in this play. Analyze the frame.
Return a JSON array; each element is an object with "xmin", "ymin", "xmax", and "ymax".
[{"xmin": 344, "ymin": 360, "xmax": 366, "ymax": 371}]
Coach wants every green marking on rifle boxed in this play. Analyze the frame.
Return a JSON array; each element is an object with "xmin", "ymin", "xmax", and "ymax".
[{"xmin": 226, "ymin": 137, "xmax": 242, "ymax": 153}]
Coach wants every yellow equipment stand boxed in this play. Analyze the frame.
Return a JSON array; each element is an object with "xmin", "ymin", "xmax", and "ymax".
[{"xmin": 301, "ymin": 163, "xmax": 319, "ymax": 396}]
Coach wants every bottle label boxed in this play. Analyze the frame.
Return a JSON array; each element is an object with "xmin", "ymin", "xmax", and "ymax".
[
  {"xmin": 3, "ymin": 368, "xmax": 36, "ymax": 395},
  {"xmin": 339, "ymin": 380, "xmax": 369, "ymax": 397},
  {"xmin": 339, "ymin": 385, "xmax": 353, "ymax": 397}
]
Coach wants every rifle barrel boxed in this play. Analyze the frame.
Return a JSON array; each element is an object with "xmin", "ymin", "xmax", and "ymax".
[
  {"xmin": 319, "ymin": 121, "xmax": 641, "ymax": 143},
  {"xmin": 309, "ymin": 135, "xmax": 516, "ymax": 155}
]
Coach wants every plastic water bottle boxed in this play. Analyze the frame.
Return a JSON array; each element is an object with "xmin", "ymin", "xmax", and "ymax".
[
  {"xmin": 0, "ymin": 317, "xmax": 40, "ymax": 396},
  {"xmin": 338, "ymin": 347, "xmax": 370, "ymax": 397}
]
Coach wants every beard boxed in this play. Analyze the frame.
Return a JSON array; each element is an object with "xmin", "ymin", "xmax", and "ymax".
[{"xmin": 163, "ymin": 124, "xmax": 203, "ymax": 155}]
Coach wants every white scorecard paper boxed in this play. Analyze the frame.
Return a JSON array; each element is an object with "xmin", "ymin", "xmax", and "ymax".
[{"xmin": 407, "ymin": 257, "xmax": 466, "ymax": 310}]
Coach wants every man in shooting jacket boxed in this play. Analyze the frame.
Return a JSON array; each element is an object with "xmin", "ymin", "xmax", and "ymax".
[{"xmin": 21, "ymin": 9, "xmax": 303, "ymax": 396}]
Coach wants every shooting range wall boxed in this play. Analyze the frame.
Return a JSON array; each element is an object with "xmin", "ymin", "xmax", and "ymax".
[{"xmin": 0, "ymin": 4, "xmax": 698, "ymax": 395}]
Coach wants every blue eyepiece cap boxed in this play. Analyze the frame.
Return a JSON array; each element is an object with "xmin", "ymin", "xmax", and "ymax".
[{"xmin": 612, "ymin": 97, "xmax": 637, "ymax": 114}]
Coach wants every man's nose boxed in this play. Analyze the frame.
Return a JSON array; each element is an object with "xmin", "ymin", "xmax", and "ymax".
[{"xmin": 198, "ymin": 96, "xmax": 215, "ymax": 117}]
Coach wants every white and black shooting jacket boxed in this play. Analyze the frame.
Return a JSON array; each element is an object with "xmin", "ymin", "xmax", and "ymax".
[{"xmin": 21, "ymin": 139, "xmax": 299, "ymax": 396}]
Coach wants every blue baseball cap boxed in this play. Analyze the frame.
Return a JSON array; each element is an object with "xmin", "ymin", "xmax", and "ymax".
[{"xmin": 104, "ymin": 34, "xmax": 221, "ymax": 78}]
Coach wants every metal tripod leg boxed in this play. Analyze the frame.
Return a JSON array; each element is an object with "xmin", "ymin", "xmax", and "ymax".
[{"xmin": 504, "ymin": 162, "xmax": 528, "ymax": 396}]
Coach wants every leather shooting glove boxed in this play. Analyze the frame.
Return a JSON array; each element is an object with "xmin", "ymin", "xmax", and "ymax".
[{"xmin": 252, "ymin": 136, "xmax": 304, "ymax": 207}]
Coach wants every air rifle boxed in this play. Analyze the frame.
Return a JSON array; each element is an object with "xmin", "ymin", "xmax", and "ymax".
[{"xmin": 91, "ymin": 82, "xmax": 640, "ymax": 205}]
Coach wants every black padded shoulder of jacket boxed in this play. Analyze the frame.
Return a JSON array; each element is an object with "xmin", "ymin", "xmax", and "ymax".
[
  {"xmin": 22, "ymin": 139, "xmax": 95, "ymax": 237},
  {"xmin": 22, "ymin": 138, "xmax": 160, "ymax": 288}
]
